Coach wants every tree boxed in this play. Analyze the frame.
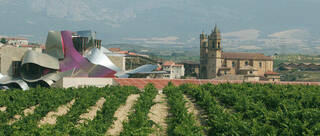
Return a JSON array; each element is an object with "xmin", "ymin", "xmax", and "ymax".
[{"xmin": 0, "ymin": 38, "xmax": 7, "ymax": 44}]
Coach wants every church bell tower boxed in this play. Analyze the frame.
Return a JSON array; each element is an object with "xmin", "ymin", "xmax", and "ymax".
[{"xmin": 200, "ymin": 25, "xmax": 222, "ymax": 79}]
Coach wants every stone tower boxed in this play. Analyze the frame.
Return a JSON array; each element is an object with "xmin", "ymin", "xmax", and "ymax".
[
  {"xmin": 200, "ymin": 25, "xmax": 222, "ymax": 79},
  {"xmin": 200, "ymin": 31, "xmax": 208, "ymax": 79}
]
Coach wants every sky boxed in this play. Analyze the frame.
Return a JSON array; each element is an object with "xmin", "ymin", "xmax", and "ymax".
[{"xmin": 0, "ymin": 0, "xmax": 319, "ymax": 54}]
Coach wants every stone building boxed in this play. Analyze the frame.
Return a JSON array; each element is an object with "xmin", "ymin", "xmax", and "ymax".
[
  {"xmin": 179, "ymin": 61, "xmax": 200, "ymax": 78},
  {"xmin": 200, "ymin": 25, "xmax": 274, "ymax": 80}
]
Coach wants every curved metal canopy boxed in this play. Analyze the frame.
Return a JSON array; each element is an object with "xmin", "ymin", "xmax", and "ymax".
[
  {"xmin": 20, "ymin": 50, "xmax": 60, "ymax": 82},
  {"xmin": 84, "ymin": 48, "xmax": 122, "ymax": 72},
  {"xmin": 0, "ymin": 76, "xmax": 29, "ymax": 91}
]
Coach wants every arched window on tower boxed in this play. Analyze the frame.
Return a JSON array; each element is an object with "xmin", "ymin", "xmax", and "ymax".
[
  {"xmin": 245, "ymin": 61, "xmax": 249, "ymax": 66},
  {"xmin": 218, "ymin": 42, "xmax": 221, "ymax": 48}
]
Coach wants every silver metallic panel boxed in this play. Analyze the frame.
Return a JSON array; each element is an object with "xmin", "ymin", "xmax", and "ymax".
[
  {"xmin": 22, "ymin": 50, "xmax": 60, "ymax": 70},
  {"xmin": 84, "ymin": 48, "xmax": 122, "ymax": 72},
  {"xmin": 117, "ymin": 64, "xmax": 159, "ymax": 78},
  {"xmin": 20, "ymin": 50, "xmax": 60, "ymax": 82},
  {"xmin": 45, "ymin": 31, "xmax": 64, "ymax": 59},
  {"xmin": 126, "ymin": 64, "xmax": 158, "ymax": 74},
  {"xmin": 0, "ymin": 76, "xmax": 29, "ymax": 91}
]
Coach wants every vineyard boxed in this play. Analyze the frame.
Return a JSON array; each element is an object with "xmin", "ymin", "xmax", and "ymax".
[{"xmin": 0, "ymin": 83, "xmax": 319, "ymax": 135}]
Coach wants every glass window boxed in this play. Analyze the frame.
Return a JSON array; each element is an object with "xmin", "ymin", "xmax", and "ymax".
[
  {"xmin": 232, "ymin": 62, "xmax": 235, "ymax": 67},
  {"xmin": 245, "ymin": 61, "xmax": 249, "ymax": 66},
  {"xmin": 12, "ymin": 61, "xmax": 21, "ymax": 77},
  {"xmin": 259, "ymin": 62, "xmax": 262, "ymax": 67}
]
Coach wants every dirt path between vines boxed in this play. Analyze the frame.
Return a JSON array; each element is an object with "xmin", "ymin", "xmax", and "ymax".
[
  {"xmin": 0, "ymin": 106, "xmax": 6, "ymax": 112},
  {"xmin": 78, "ymin": 97, "xmax": 106, "ymax": 124},
  {"xmin": 8, "ymin": 104, "xmax": 39, "ymax": 125},
  {"xmin": 39, "ymin": 99, "xmax": 75, "ymax": 126},
  {"xmin": 183, "ymin": 94, "xmax": 207, "ymax": 135},
  {"xmin": 148, "ymin": 91, "xmax": 169, "ymax": 136},
  {"xmin": 106, "ymin": 94, "xmax": 140, "ymax": 136}
]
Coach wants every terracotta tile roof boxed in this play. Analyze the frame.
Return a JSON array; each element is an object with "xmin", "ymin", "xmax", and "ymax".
[
  {"xmin": 163, "ymin": 61, "xmax": 184, "ymax": 67},
  {"xmin": 117, "ymin": 51, "xmax": 129, "ymax": 54},
  {"xmin": 108, "ymin": 48, "xmax": 121, "ymax": 52},
  {"xmin": 163, "ymin": 61, "xmax": 175, "ymax": 66},
  {"xmin": 128, "ymin": 52, "xmax": 137, "ymax": 55},
  {"xmin": 222, "ymin": 52, "xmax": 272, "ymax": 60},
  {"xmin": 265, "ymin": 71, "xmax": 280, "ymax": 75}
]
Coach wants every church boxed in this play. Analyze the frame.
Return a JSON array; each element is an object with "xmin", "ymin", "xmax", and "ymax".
[{"xmin": 200, "ymin": 25, "xmax": 277, "ymax": 81}]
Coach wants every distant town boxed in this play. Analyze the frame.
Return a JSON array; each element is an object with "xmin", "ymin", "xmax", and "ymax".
[{"xmin": 1, "ymin": 27, "xmax": 320, "ymax": 90}]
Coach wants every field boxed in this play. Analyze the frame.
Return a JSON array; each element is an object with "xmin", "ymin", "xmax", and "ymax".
[{"xmin": 0, "ymin": 83, "xmax": 319, "ymax": 135}]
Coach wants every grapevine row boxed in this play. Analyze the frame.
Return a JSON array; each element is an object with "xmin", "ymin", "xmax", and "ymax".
[
  {"xmin": 120, "ymin": 83, "xmax": 158, "ymax": 136},
  {"xmin": 163, "ymin": 83, "xmax": 203, "ymax": 136}
]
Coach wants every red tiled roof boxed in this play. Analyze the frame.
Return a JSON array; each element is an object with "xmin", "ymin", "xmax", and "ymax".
[
  {"xmin": 117, "ymin": 51, "xmax": 129, "ymax": 54},
  {"xmin": 265, "ymin": 71, "xmax": 280, "ymax": 75},
  {"xmin": 163, "ymin": 61, "xmax": 183, "ymax": 67},
  {"xmin": 163, "ymin": 61, "xmax": 175, "ymax": 66},
  {"xmin": 222, "ymin": 52, "xmax": 272, "ymax": 60},
  {"xmin": 108, "ymin": 48, "xmax": 121, "ymax": 52},
  {"xmin": 128, "ymin": 52, "xmax": 137, "ymax": 55},
  {"xmin": 19, "ymin": 45, "xmax": 34, "ymax": 47}
]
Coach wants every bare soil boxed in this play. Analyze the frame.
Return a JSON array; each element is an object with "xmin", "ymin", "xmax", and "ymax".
[
  {"xmin": 0, "ymin": 106, "xmax": 6, "ymax": 112},
  {"xmin": 148, "ymin": 92, "xmax": 169, "ymax": 136},
  {"xmin": 183, "ymin": 94, "xmax": 208, "ymax": 135},
  {"xmin": 8, "ymin": 105, "xmax": 39, "ymax": 125},
  {"xmin": 39, "ymin": 99, "xmax": 75, "ymax": 126},
  {"xmin": 78, "ymin": 97, "xmax": 106, "ymax": 124},
  {"xmin": 105, "ymin": 94, "xmax": 140, "ymax": 136}
]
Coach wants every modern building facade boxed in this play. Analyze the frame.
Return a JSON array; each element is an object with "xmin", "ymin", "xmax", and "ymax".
[
  {"xmin": 0, "ymin": 46, "xmax": 42, "ymax": 77},
  {"xmin": 200, "ymin": 25, "xmax": 274, "ymax": 80}
]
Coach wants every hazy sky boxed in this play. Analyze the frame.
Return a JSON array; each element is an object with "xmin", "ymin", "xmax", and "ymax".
[{"xmin": 0, "ymin": 0, "xmax": 319, "ymax": 54}]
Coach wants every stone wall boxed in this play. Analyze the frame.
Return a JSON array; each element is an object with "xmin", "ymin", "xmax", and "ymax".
[
  {"xmin": 108, "ymin": 56, "xmax": 125, "ymax": 70},
  {"xmin": 222, "ymin": 59, "xmax": 273, "ymax": 77},
  {"xmin": 0, "ymin": 46, "xmax": 30, "ymax": 76}
]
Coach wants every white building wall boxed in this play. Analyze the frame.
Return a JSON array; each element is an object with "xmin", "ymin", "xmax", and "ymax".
[{"xmin": 162, "ymin": 65, "xmax": 185, "ymax": 79}]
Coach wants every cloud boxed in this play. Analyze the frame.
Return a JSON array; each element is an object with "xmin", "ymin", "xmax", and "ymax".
[
  {"xmin": 29, "ymin": 0, "xmax": 136, "ymax": 27},
  {"xmin": 223, "ymin": 29, "xmax": 260, "ymax": 41},
  {"xmin": 237, "ymin": 45, "xmax": 262, "ymax": 50},
  {"xmin": 18, "ymin": 34, "xmax": 34, "ymax": 38},
  {"xmin": 222, "ymin": 29, "xmax": 312, "ymax": 51},
  {"xmin": 123, "ymin": 36, "xmax": 183, "ymax": 45},
  {"xmin": 315, "ymin": 46, "xmax": 320, "ymax": 50},
  {"xmin": 268, "ymin": 29, "xmax": 310, "ymax": 39},
  {"xmin": 266, "ymin": 29, "xmax": 310, "ymax": 46},
  {"xmin": 187, "ymin": 37, "xmax": 196, "ymax": 43},
  {"xmin": 226, "ymin": 45, "xmax": 262, "ymax": 50},
  {"xmin": 26, "ymin": 20, "xmax": 35, "ymax": 25}
]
